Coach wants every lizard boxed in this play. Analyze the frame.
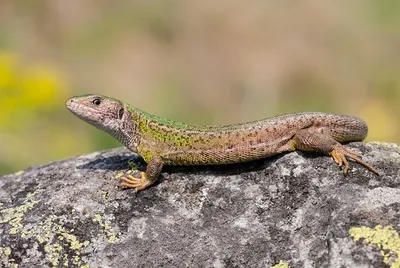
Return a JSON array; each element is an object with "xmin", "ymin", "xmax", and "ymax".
[{"xmin": 66, "ymin": 94, "xmax": 378, "ymax": 191}]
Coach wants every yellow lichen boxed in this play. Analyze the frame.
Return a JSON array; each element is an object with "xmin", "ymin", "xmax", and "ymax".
[
  {"xmin": 93, "ymin": 214, "xmax": 102, "ymax": 223},
  {"xmin": 21, "ymin": 229, "xmax": 33, "ymax": 238},
  {"xmin": 0, "ymin": 192, "xmax": 125, "ymax": 267},
  {"xmin": 56, "ymin": 225, "xmax": 86, "ymax": 251},
  {"xmin": 101, "ymin": 191, "xmax": 110, "ymax": 200},
  {"xmin": 0, "ymin": 246, "xmax": 12, "ymax": 256},
  {"xmin": 271, "ymin": 260, "xmax": 290, "ymax": 268},
  {"xmin": 35, "ymin": 216, "xmax": 89, "ymax": 267},
  {"xmin": 349, "ymin": 225, "xmax": 400, "ymax": 267},
  {"xmin": 44, "ymin": 243, "xmax": 63, "ymax": 266},
  {"xmin": 92, "ymin": 213, "xmax": 120, "ymax": 243},
  {"xmin": 13, "ymin": 170, "xmax": 24, "ymax": 176},
  {"xmin": 0, "ymin": 192, "xmax": 38, "ymax": 235},
  {"xmin": 127, "ymin": 160, "xmax": 139, "ymax": 170},
  {"xmin": 0, "ymin": 248, "xmax": 19, "ymax": 268},
  {"xmin": 115, "ymin": 169, "xmax": 133, "ymax": 179}
]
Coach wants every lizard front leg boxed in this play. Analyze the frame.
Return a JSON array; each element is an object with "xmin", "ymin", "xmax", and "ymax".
[
  {"xmin": 120, "ymin": 156, "xmax": 164, "ymax": 191},
  {"xmin": 292, "ymin": 128, "xmax": 378, "ymax": 174}
]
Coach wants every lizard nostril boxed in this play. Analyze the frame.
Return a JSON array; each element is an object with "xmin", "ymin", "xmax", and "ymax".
[{"xmin": 66, "ymin": 98, "xmax": 75, "ymax": 107}]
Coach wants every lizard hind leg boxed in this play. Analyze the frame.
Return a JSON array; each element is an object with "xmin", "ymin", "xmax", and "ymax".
[
  {"xmin": 293, "ymin": 128, "xmax": 378, "ymax": 175},
  {"xmin": 330, "ymin": 144, "xmax": 378, "ymax": 175}
]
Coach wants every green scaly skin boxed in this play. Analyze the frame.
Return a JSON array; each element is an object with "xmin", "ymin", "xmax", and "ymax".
[{"xmin": 66, "ymin": 94, "xmax": 378, "ymax": 191}]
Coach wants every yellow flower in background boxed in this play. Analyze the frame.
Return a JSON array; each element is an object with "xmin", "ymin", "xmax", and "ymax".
[
  {"xmin": 0, "ymin": 51, "xmax": 93, "ymax": 175},
  {"xmin": 0, "ymin": 52, "xmax": 15, "ymax": 89},
  {"xmin": 0, "ymin": 51, "xmax": 68, "ymax": 129},
  {"xmin": 22, "ymin": 66, "xmax": 67, "ymax": 107}
]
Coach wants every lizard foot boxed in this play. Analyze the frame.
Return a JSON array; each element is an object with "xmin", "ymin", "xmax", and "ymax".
[
  {"xmin": 120, "ymin": 172, "xmax": 151, "ymax": 191},
  {"xmin": 330, "ymin": 144, "xmax": 378, "ymax": 175}
]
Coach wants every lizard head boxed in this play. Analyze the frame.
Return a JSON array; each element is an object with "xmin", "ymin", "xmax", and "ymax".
[{"xmin": 66, "ymin": 94, "xmax": 138, "ymax": 151}]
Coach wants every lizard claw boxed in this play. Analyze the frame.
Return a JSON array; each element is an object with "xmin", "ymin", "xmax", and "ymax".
[
  {"xmin": 120, "ymin": 172, "xmax": 151, "ymax": 191},
  {"xmin": 330, "ymin": 144, "xmax": 378, "ymax": 175}
]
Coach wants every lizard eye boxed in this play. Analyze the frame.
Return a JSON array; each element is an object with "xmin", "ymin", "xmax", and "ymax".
[{"xmin": 92, "ymin": 98, "xmax": 101, "ymax": 106}]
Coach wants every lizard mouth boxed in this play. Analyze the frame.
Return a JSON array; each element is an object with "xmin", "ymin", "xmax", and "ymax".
[
  {"xmin": 65, "ymin": 97, "xmax": 100, "ymax": 123},
  {"xmin": 66, "ymin": 98, "xmax": 83, "ymax": 116}
]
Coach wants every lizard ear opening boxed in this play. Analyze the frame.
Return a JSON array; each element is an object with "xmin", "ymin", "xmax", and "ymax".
[{"xmin": 118, "ymin": 108, "xmax": 124, "ymax": 119}]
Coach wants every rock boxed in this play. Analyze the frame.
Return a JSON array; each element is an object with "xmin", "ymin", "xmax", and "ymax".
[{"xmin": 0, "ymin": 142, "xmax": 399, "ymax": 267}]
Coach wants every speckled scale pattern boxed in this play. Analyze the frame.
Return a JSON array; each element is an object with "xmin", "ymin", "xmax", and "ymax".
[{"xmin": 126, "ymin": 104, "xmax": 368, "ymax": 166}]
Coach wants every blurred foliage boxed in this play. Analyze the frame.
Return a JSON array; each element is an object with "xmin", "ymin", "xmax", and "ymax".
[
  {"xmin": 365, "ymin": 0, "xmax": 400, "ymax": 29},
  {"xmin": 0, "ymin": 0, "xmax": 399, "ymax": 175}
]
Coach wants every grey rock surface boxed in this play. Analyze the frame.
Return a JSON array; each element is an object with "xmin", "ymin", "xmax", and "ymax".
[{"xmin": 0, "ymin": 142, "xmax": 399, "ymax": 268}]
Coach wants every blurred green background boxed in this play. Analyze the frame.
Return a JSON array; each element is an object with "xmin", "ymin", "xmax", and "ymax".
[{"xmin": 0, "ymin": 1, "xmax": 399, "ymax": 175}]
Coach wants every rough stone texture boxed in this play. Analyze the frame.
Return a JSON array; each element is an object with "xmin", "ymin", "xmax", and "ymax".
[{"xmin": 0, "ymin": 142, "xmax": 399, "ymax": 268}]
